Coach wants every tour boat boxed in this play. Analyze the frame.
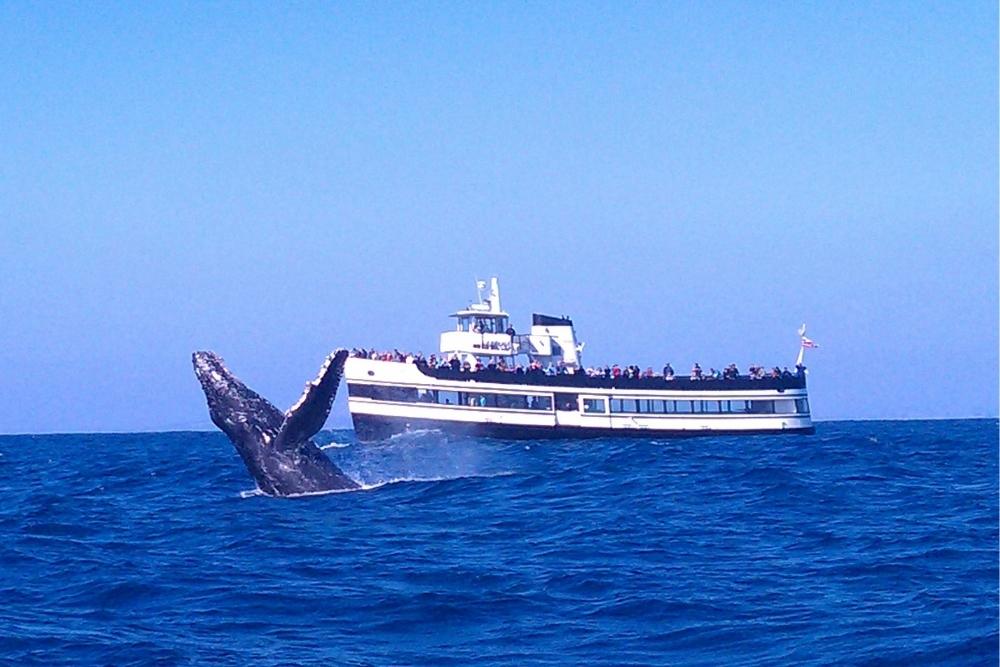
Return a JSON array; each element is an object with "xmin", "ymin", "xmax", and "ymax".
[{"xmin": 345, "ymin": 278, "xmax": 815, "ymax": 441}]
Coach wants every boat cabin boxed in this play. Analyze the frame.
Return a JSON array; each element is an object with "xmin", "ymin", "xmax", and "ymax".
[{"xmin": 439, "ymin": 278, "xmax": 583, "ymax": 370}]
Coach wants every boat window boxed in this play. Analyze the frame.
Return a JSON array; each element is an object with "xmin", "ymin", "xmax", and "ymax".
[
  {"xmin": 623, "ymin": 399, "xmax": 637, "ymax": 413},
  {"xmin": 463, "ymin": 392, "xmax": 552, "ymax": 410},
  {"xmin": 609, "ymin": 398, "xmax": 649, "ymax": 414},
  {"xmin": 496, "ymin": 394, "xmax": 528, "ymax": 409},
  {"xmin": 437, "ymin": 390, "xmax": 460, "ymax": 405},
  {"xmin": 362, "ymin": 385, "xmax": 417, "ymax": 402},
  {"xmin": 727, "ymin": 400, "xmax": 748, "ymax": 413},
  {"xmin": 464, "ymin": 392, "xmax": 493, "ymax": 407},
  {"xmin": 795, "ymin": 398, "xmax": 810, "ymax": 414},
  {"xmin": 347, "ymin": 383, "xmax": 375, "ymax": 398},
  {"xmin": 554, "ymin": 393, "xmax": 578, "ymax": 411},
  {"xmin": 675, "ymin": 401, "xmax": 693, "ymax": 414},
  {"xmin": 350, "ymin": 384, "xmax": 552, "ymax": 411},
  {"xmin": 474, "ymin": 317, "xmax": 498, "ymax": 334},
  {"xmin": 774, "ymin": 400, "xmax": 796, "ymax": 415},
  {"xmin": 753, "ymin": 399, "xmax": 797, "ymax": 415},
  {"xmin": 582, "ymin": 398, "xmax": 606, "ymax": 414},
  {"xmin": 458, "ymin": 392, "xmax": 551, "ymax": 410},
  {"xmin": 529, "ymin": 396, "xmax": 553, "ymax": 411}
]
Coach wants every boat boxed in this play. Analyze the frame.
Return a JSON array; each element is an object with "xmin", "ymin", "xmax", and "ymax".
[{"xmin": 345, "ymin": 278, "xmax": 814, "ymax": 441}]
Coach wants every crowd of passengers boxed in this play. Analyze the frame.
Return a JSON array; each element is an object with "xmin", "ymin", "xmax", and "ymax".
[{"xmin": 349, "ymin": 348, "xmax": 803, "ymax": 380}]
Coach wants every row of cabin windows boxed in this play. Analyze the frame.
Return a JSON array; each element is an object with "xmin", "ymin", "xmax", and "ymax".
[
  {"xmin": 586, "ymin": 398, "xmax": 809, "ymax": 415},
  {"xmin": 456, "ymin": 315, "xmax": 509, "ymax": 334},
  {"xmin": 348, "ymin": 384, "xmax": 552, "ymax": 411},
  {"xmin": 438, "ymin": 391, "xmax": 553, "ymax": 411},
  {"xmin": 348, "ymin": 384, "xmax": 809, "ymax": 416}
]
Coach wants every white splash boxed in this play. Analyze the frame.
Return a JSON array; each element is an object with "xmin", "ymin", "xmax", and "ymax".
[
  {"xmin": 319, "ymin": 442, "xmax": 352, "ymax": 450},
  {"xmin": 236, "ymin": 470, "xmax": 518, "ymax": 499}
]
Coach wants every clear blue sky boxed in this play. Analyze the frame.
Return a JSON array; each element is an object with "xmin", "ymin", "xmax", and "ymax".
[{"xmin": 1, "ymin": 2, "xmax": 996, "ymax": 433}]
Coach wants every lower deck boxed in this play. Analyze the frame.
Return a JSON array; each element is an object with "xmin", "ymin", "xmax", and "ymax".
[{"xmin": 352, "ymin": 413, "xmax": 815, "ymax": 441}]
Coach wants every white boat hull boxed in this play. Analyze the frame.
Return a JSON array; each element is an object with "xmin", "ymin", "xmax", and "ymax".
[{"xmin": 345, "ymin": 358, "xmax": 814, "ymax": 442}]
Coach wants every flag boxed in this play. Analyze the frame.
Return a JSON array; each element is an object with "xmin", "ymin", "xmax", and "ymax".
[
  {"xmin": 476, "ymin": 280, "xmax": 486, "ymax": 290},
  {"xmin": 801, "ymin": 336, "xmax": 818, "ymax": 349}
]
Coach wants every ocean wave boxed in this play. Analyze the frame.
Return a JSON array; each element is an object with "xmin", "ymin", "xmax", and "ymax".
[{"xmin": 0, "ymin": 420, "xmax": 995, "ymax": 666}]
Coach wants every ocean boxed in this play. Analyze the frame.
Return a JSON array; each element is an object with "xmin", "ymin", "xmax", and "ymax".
[{"xmin": 1, "ymin": 419, "xmax": 996, "ymax": 666}]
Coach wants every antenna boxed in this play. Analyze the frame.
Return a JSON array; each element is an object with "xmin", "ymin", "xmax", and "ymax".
[
  {"xmin": 489, "ymin": 277, "xmax": 501, "ymax": 314},
  {"xmin": 795, "ymin": 324, "xmax": 819, "ymax": 368}
]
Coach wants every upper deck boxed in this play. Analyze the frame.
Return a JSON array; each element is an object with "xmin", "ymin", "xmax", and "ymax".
[
  {"xmin": 415, "ymin": 362, "xmax": 807, "ymax": 392},
  {"xmin": 440, "ymin": 277, "xmax": 583, "ymax": 368}
]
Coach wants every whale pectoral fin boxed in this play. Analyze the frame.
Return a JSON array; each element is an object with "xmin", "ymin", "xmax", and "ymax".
[
  {"xmin": 192, "ymin": 351, "xmax": 285, "ymax": 440},
  {"xmin": 193, "ymin": 348, "xmax": 359, "ymax": 495},
  {"xmin": 274, "ymin": 349, "xmax": 349, "ymax": 449}
]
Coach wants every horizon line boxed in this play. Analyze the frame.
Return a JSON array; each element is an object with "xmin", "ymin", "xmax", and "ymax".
[{"xmin": 2, "ymin": 416, "xmax": 997, "ymax": 438}]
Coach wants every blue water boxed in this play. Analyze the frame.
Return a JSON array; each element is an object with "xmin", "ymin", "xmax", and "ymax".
[{"xmin": 1, "ymin": 420, "xmax": 996, "ymax": 666}]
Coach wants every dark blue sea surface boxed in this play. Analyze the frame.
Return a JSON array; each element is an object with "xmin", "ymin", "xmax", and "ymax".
[{"xmin": 1, "ymin": 420, "xmax": 996, "ymax": 665}]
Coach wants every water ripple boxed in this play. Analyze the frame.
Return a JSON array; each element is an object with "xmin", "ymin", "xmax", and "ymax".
[{"xmin": 0, "ymin": 420, "xmax": 996, "ymax": 665}]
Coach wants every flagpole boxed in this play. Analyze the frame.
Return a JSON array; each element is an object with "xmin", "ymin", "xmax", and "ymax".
[{"xmin": 795, "ymin": 323, "xmax": 807, "ymax": 368}]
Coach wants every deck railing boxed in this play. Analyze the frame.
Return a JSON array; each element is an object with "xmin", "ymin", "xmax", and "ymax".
[{"xmin": 415, "ymin": 363, "xmax": 807, "ymax": 391}]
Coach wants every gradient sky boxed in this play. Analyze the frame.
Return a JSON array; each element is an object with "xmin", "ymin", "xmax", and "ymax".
[{"xmin": 1, "ymin": 2, "xmax": 997, "ymax": 433}]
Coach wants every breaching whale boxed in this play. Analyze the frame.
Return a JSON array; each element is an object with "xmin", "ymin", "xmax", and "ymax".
[{"xmin": 192, "ymin": 349, "xmax": 359, "ymax": 496}]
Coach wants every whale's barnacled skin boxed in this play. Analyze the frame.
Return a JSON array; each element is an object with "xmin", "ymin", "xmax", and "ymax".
[{"xmin": 192, "ymin": 349, "xmax": 359, "ymax": 496}]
